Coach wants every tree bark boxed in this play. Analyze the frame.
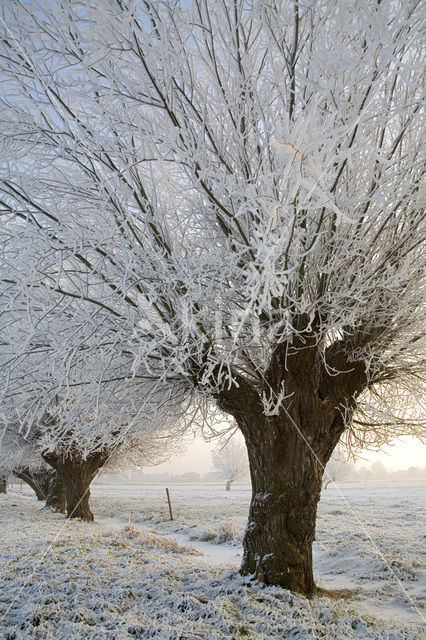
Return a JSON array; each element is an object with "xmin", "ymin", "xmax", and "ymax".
[
  {"xmin": 214, "ymin": 329, "xmax": 367, "ymax": 594},
  {"xmin": 44, "ymin": 470, "xmax": 66, "ymax": 513},
  {"xmin": 42, "ymin": 449, "xmax": 109, "ymax": 521},
  {"xmin": 0, "ymin": 476, "xmax": 7, "ymax": 494},
  {"xmin": 33, "ymin": 467, "xmax": 53, "ymax": 496},
  {"xmin": 240, "ymin": 418, "xmax": 324, "ymax": 593}
]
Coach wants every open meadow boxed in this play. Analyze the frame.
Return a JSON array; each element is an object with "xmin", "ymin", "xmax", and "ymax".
[{"xmin": 0, "ymin": 482, "xmax": 425, "ymax": 639}]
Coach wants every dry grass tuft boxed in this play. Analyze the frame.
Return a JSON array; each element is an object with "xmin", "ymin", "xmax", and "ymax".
[
  {"xmin": 216, "ymin": 521, "xmax": 239, "ymax": 543},
  {"xmin": 142, "ymin": 532, "xmax": 202, "ymax": 555},
  {"xmin": 124, "ymin": 524, "xmax": 142, "ymax": 539},
  {"xmin": 316, "ymin": 586, "xmax": 357, "ymax": 600}
]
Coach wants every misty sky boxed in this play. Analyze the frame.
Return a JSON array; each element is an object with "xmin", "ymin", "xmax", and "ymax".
[{"xmin": 145, "ymin": 436, "xmax": 426, "ymax": 476}]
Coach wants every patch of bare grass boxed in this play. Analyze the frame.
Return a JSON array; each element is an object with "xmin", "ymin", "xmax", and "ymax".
[
  {"xmin": 142, "ymin": 532, "xmax": 202, "ymax": 555},
  {"xmin": 316, "ymin": 586, "xmax": 358, "ymax": 600}
]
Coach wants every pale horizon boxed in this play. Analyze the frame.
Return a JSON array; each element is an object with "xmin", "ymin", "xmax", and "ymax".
[{"xmin": 143, "ymin": 435, "xmax": 426, "ymax": 476}]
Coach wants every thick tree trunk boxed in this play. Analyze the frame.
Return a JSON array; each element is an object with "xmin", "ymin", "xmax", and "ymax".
[
  {"xmin": 13, "ymin": 469, "xmax": 46, "ymax": 501},
  {"xmin": 218, "ymin": 382, "xmax": 341, "ymax": 594},
  {"xmin": 240, "ymin": 422, "xmax": 324, "ymax": 594},
  {"xmin": 0, "ymin": 476, "xmax": 7, "ymax": 494},
  {"xmin": 33, "ymin": 468, "xmax": 54, "ymax": 497},
  {"xmin": 44, "ymin": 471, "xmax": 66, "ymax": 513},
  {"xmin": 61, "ymin": 463, "xmax": 94, "ymax": 521},
  {"xmin": 42, "ymin": 449, "xmax": 109, "ymax": 521},
  {"xmin": 214, "ymin": 329, "xmax": 367, "ymax": 595}
]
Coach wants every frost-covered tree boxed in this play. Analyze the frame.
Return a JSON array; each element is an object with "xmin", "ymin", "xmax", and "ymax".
[
  {"xmin": 0, "ymin": 265, "xmax": 191, "ymax": 520},
  {"xmin": 1, "ymin": 1, "xmax": 425, "ymax": 592},
  {"xmin": 0, "ymin": 424, "xmax": 66, "ymax": 510},
  {"xmin": 321, "ymin": 449, "xmax": 354, "ymax": 490},
  {"xmin": 213, "ymin": 437, "xmax": 249, "ymax": 491},
  {"xmin": 0, "ymin": 349, "xmax": 188, "ymax": 520},
  {"xmin": 0, "ymin": 425, "xmax": 40, "ymax": 494},
  {"xmin": 41, "ymin": 428, "xmax": 182, "ymax": 521}
]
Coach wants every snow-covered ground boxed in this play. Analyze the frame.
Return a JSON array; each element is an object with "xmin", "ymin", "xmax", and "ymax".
[{"xmin": 0, "ymin": 482, "xmax": 424, "ymax": 639}]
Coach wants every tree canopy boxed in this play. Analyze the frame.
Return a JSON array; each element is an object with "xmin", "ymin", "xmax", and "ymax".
[{"xmin": 0, "ymin": 0, "xmax": 424, "ymax": 591}]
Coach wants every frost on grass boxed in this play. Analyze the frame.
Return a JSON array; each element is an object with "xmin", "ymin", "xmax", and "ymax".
[
  {"xmin": 1, "ymin": 489, "xmax": 425, "ymax": 640},
  {"xmin": 91, "ymin": 491, "xmax": 246, "ymax": 546}
]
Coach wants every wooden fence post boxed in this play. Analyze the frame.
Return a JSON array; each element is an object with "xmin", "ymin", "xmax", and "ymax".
[{"xmin": 165, "ymin": 487, "xmax": 173, "ymax": 521}]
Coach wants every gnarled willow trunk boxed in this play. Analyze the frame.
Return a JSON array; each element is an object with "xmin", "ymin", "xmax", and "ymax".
[
  {"xmin": 13, "ymin": 467, "xmax": 50, "ymax": 501},
  {"xmin": 59, "ymin": 459, "xmax": 95, "ymax": 521},
  {"xmin": 240, "ymin": 418, "xmax": 325, "ymax": 593},
  {"xmin": 44, "ymin": 470, "xmax": 66, "ymax": 513},
  {"xmin": 43, "ymin": 449, "xmax": 109, "ymax": 521},
  {"xmin": 0, "ymin": 476, "xmax": 7, "ymax": 494},
  {"xmin": 215, "ymin": 333, "xmax": 366, "ymax": 594}
]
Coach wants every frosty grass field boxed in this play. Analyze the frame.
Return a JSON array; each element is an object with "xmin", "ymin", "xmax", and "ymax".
[{"xmin": 0, "ymin": 482, "xmax": 425, "ymax": 639}]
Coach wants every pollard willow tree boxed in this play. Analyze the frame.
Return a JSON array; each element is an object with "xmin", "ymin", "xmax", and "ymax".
[
  {"xmin": 1, "ymin": 169, "xmax": 191, "ymax": 521},
  {"xmin": 0, "ymin": 426, "xmax": 38, "ymax": 495},
  {"xmin": 0, "ymin": 423, "xmax": 65, "ymax": 509},
  {"xmin": 1, "ymin": 0, "xmax": 425, "ymax": 592},
  {"xmin": 0, "ymin": 302, "xmax": 189, "ymax": 520},
  {"xmin": 213, "ymin": 436, "xmax": 249, "ymax": 490},
  {"xmin": 0, "ymin": 297, "xmax": 111, "ymax": 518},
  {"xmin": 321, "ymin": 448, "xmax": 354, "ymax": 490}
]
